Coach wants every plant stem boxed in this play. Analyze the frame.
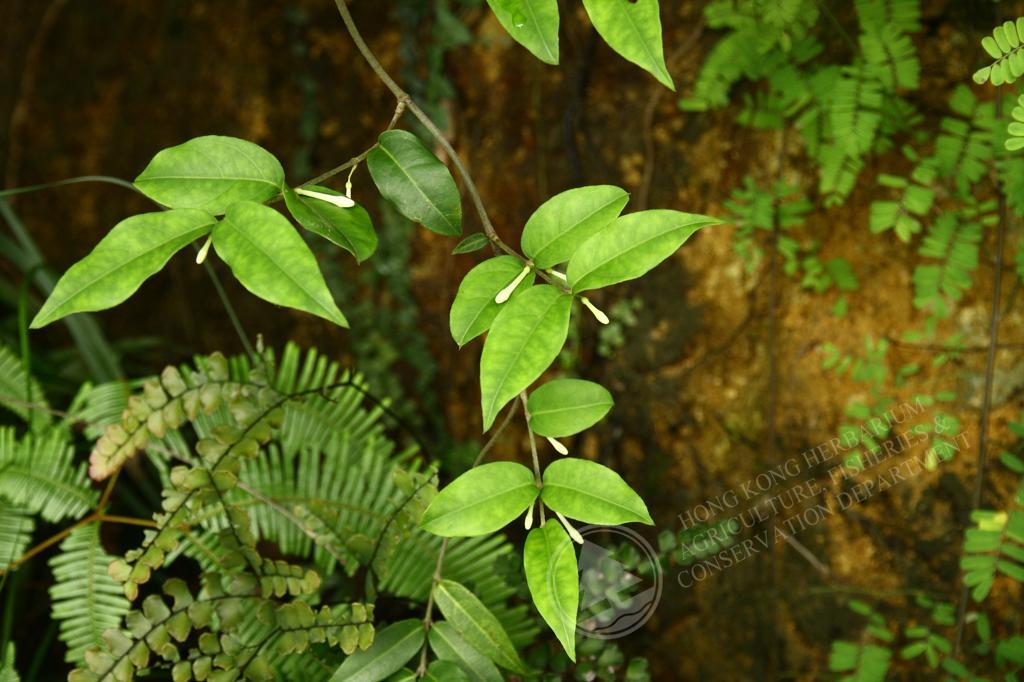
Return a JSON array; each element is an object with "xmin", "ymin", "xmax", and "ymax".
[
  {"xmin": 299, "ymin": 99, "xmax": 408, "ymax": 188},
  {"xmin": 330, "ymin": 0, "xmax": 519, "ymax": 260},
  {"xmin": 952, "ymin": 88, "xmax": 1009, "ymax": 656}
]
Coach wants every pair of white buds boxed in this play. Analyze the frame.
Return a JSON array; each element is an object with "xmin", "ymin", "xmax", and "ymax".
[
  {"xmin": 523, "ymin": 502, "xmax": 584, "ymax": 544},
  {"xmin": 493, "ymin": 266, "xmax": 611, "ymax": 326},
  {"xmin": 195, "ymin": 186, "xmax": 356, "ymax": 265}
]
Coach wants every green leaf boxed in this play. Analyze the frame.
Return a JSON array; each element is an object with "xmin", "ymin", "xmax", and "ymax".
[
  {"xmin": 479, "ymin": 284, "xmax": 572, "ymax": 429},
  {"xmin": 429, "ymin": 621, "xmax": 502, "ymax": 682},
  {"xmin": 283, "ymin": 186, "xmax": 377, "ymax": 262},
  {"xmin": 581, "ymin": 0, "xmax": 674, "ymax": 90},
  {"xmin": 420, "ymin": 462, "xmax": 538, "ymax": 536},
  {"xmin": 524, "ymin": 522, "xmax": 579, "ymax": 661},
  {"xmin": 527, "ymin": 378, "xmax": 613, "ymax": 438},
  {"xmin": 541, "ymin": 457, "xmax": 652, "ymax": 525},
  {"xmin": 134, "ymin": 135, "xmax": 284, "ymax": 214},
  {"xmin": 567, "ymin": 209, "xmax": 718, "ymax": 293},
  {"xmin": 486, "ymin": 0, "xmax": 560, "ymax": 65},
  {"xmin": 452, "ymin": 233, "xmax": 491, "ymax": 254},
  {"xmin": 367, "ymin": 130, "xmax": 462, "ymax": 236},
  {"xmin": 330, "ymin": 619, "xmax": 424, "ymax": 682},
  {"xmin": 424, "ymin": 661, "xmax": 470, "ymax": 682},
  {"xmin": 521, "ymin": 185, "xmax": 629, "ymax": 269},
  {"xmin": 434, "ymin": 580, "xmax": 527, "ymax": 674},
  {"xmin": 212, "ymin": 201, "xmax": 348, "ymax": 327},
  {"xmin": 450, "ymin": 256, "xmax": 535, "ymax": 347},
  {"xmin": 30, "ymin": 209, "xmax": 215, "ymax": 328}
]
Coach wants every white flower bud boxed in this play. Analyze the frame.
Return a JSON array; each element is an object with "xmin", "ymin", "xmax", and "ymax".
[
  {"xmin": 556, "ymin": 511, "xmax": 584, "ymax": 544},
  {"xmin": 495, "ymin": 264, "xmax": 532, "ymax": 304},
  {"xmin": 524, "ymin": 502, "xmax": 534, "ymax": 530},
  {"xmin": 195, "ymin": 236, "xmax": 213, "ymax": 264},
  {"xmin": 295, "ymin": 186, "xmax": 355, "ymax": 208},
  {"xmin": 581, "ymin": 297, "xmax": 610, "ymax": 324},
  {"xmin": 546, "ymin": 436, "xmax": 568, "ymax": 455}
]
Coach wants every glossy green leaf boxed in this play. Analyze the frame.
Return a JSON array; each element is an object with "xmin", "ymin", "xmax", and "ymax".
[
  {"xmin": 567, "ymin": 209, "xmax": 718, "ymax": 293},
  {"xmin": 31, "ymin": 210, "xmax": 215, "ymax": 328},
  {"xmin": 451, "ymin": 233, "xmax": 491, "ymax": 254},
  {"xmin": 212, "ymin": 201, "xmax": 348, "ymax": 327},
  {"xmin": 134, "ymin": 135, "xmax": 284, "ymax": 214},
  {"xmin": 541, "ymin": 457, "xmax": 653, "ymax": 525},
  {"xmin": 479, "ymin": 284, "xmax": 572, "ymax": 429},
  {"xmin": 521, "ymin": 185, "xmax": 629, "ymax": 269},
  {"xmin": 387, "ymin": 669, "xmax": 417, "ymax": 682},
  {"xmin": 524, "ymin": 521, "xmax": 579, "ymax": 660},
  {"xmin": 429, "ymin": 621, "xmax": 502, "ymax": 682},
  {"xmin": 283, "ymin": 185, "xmax": 377, "ymax": 262},
  {"xmin": 434, "ymin": 580, "xmax": 527, "ymax": 674},
  {"xmin": 420, "ymin": 462, "xmax": 538, "ymax": 537},
  {"xmin": 331, "ymin": 620, "xmax": 423, "ymax": 682},
  {"xmin": 367, "ymin": 130, "xmax": 462, "ymax": 236},
  {"xmin": 450, "ymin": 256, "xmax": 535, "ymax": 347},
  {"xmin": 424, "ymin": 661, "xmax": 470, "ymax": 682},
  {"xmin": 486, "ymin": 0, "xmax": 560, "ymax": 65},
  {"xmin": 582, "ymin": 0, "xmax": 674, "ymax": 89},
  {"xmin": 527, "ymin": 379, "xmax": 613, "ymax": 438}
]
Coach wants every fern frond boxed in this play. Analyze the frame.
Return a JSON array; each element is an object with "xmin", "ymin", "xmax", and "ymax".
[
  {"xmin": 0, "ymin": 502, "xmax": 33, "ymax": 570},
  {"xmin": 1007, "ymin": 92, "xmax": 1024, "ymax": 151},
  {"xmin": 49, "ymin": 524, "xmax": 131, "ymax": 664},
  {"xmin": 870, "ymin": 162, "xmax": 937, "ymax": 242},
  {"xmin": 65, "ymin": 380, "xmax": 135, "ymax": 441},
  {"xmin": 828, "ymin": 601, "xmax": 894, "ymax": 682},
  {"xmin": 934, "ymin": 86, "xmax": 997, "ymax": 191},
  {"xmin": 973, "ymin": 18, "xmax": 1024, "ymax": 86},
  {"xmin": 0, "ymin": 342, "xmax": 50, "ymax": 430},
  {"xmin": 861, "ymin": 24, "xmax": 920, "ymax": 91},
  {"xmin": 961, "ymin": 509, "xmax": 1024, "ymax": 601},
  {"xmin": 832, "ymin": 66, "xmax": 884, "ymax": 156},
  {"xmin": 856, "ymin": 0, "xmax": 921, "ymax": 35},
  {"xmin": 818, "ymin": 146, "xmax": 864, "ymax": 206},
  {"xmin": 0, "ymin": 427, "xmax": 96, "ymax": 522},
  {"xmin": 912, "ymin": 213, "xmax": 983, "ymax": 318}
]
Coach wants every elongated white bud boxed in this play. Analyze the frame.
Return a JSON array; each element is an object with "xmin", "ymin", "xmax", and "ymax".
[
  {"xmin": 548, "ymin": 269, "xmax": 568, "ymax": 282},
  {"xmin": 581, "ymin": 297, "xmax": 610, "ymax": 324},
  {"xmin": 524, "ymin": 502, "xmax": 535, "ymax": 530},
  {"xmin": 295, "ymin": 187, "xmax": 355, "ymax": 208},
  {"xmin": 546, "ymin": 436, "xmax": 568, "ymax": 455},
  {"xmin": 495, "ymin": 264, "xmax": 532, "ymax": 304},
  {"xmin": 555, "ymin": 511, "xmax": 584, "ymax": 544},
  {"xmin": 195, "ymin": 236, "xmax": 213, "ymax": 264}
]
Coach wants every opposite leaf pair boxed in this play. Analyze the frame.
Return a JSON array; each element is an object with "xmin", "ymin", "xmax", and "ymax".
[
  {"xmin": 31, "ymin": 129, "xmax": 464, "ymax": 331},
  {"xmin": 487, "ymin": 0, "xmax": 675, "ymax": 90},
  {"xmin": 420, "ymin": 457, "xmax": 652, "ymax": 660},
  {"xmin": 450, "ymin": 184, "xmax": 717, "ymax": 429}
]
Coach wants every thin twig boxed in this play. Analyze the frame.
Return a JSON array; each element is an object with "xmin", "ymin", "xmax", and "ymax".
[
  {"xmin": 299, "ymin": 99, "xmax": 408, "ymax": 189},
  {"xmin": 886, "ymin": 335, "xmax": 1024, "ymax": 354},
  {"xmin": 474, "ymin": 399, "xmax": 519, "ymax": 467},
  {"xmin": 953, "ymin": 88, "xmax": 1009, "ymax": 656},
  {"xmin": 520, "ymin": 393, "xmax": 542, "ymax": 481},
  {"xmin": 415, "ymin": 398, "xmax": 518, "ymax": 675},
  {"xmin": 330, "ymin": 0, "xmax": 524, "ymax": 262}
]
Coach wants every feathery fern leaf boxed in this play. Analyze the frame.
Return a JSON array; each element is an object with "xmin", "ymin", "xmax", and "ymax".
[
  {"xmin": 0, "ymin": 427, "xmax": 96, "ymax": 522},
  {"xmin": 0, "ymin": 503, "xmax": 33, "ymax": 570},
  {"xmin": 0, "ymin": 342, "xmax": 50, "ymax": 430},
  {"xmin": 49, "ymin": 524, "xmax": 131, "ymax": 664}
]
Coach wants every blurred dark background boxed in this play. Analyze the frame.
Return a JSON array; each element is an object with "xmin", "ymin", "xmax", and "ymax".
[{"xmin": 2, "ymin": 1, "xmax": 1023, "ymax": 679}]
